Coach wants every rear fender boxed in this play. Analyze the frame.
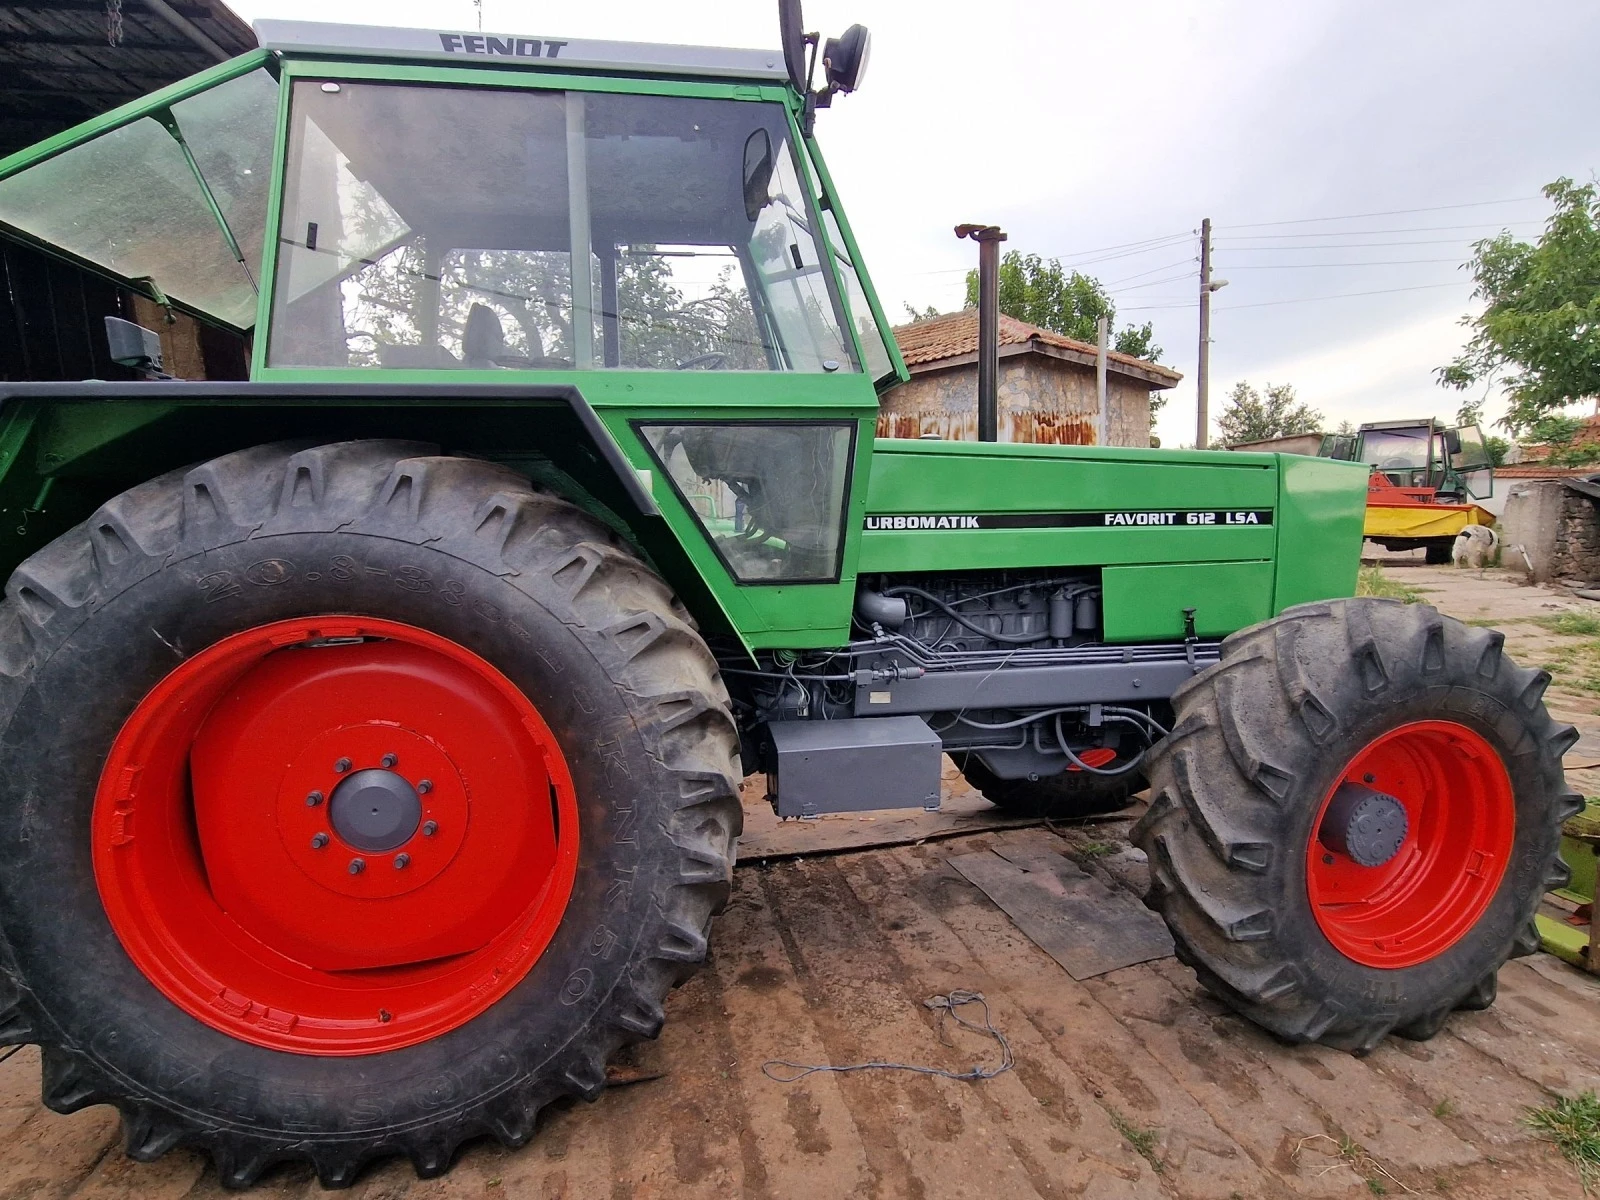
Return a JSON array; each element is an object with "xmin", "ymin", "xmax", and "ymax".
[{"xmin": 0, "ymin": 381, "xmax": 746, "ymax": 646}]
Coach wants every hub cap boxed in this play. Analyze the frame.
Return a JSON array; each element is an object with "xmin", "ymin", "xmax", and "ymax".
[
  {"xmin": 1306, "ymin": 720, "xmax": 1514, "ymax": 969},
  {"xmin": 329, "ymin": 769, "xmax": 422, "ymax": 852},
  {"xmin": 91, "ymin": 617, "xmax": 580, "ymax": 1055}
]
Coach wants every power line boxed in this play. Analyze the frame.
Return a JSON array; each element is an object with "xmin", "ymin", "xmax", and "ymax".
[
  {"xmin": 901, "ymin": 231, "xmax": 1193, "ymax": 279},
  {"xmin": 1218, "ymin": 237, "xmax": 1508, "ymax": 251},
  {"xmin": 1225, "ymin": 196, "xmax": 1542, "ymax": 231},
  {"xmin": 1215, "ymin": 281, "xmax": 1464, "ymax": 311},
  {"xmin": 1215, "ymin": 220, "xmax": 1542, "ymax": 240},
  {"xmin": 1100, "ymin": 258, "xmax": 1196, "ymax": 287},
  {"xmin": 1114, "ymin": 273, "xmax": 1201, "ymax": 292},
  {"xmin": 1057, "ymin": 230, "xmax": 1193, "ymax": 261},
  {"xmin": 1223, "ymin": 258, "xmax": 1465, "ymax": 269}
]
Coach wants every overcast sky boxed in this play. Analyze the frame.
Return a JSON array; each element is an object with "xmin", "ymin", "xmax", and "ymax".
[{"xmin": 232, "ymin": 0, "xmax": 1599, "ymax": 445}]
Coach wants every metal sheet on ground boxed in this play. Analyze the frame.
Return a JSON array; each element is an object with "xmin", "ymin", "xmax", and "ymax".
[
  {"xmin": 734, "ymin": 771, "xmax": 1144, "ymax": 862},
  {"xmin": 947, "ymin": 843, "xmax": 1173, "ymax": 979}
]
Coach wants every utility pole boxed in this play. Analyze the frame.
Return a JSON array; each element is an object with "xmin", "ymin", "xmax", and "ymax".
[{"xmin": 1196, "ymin": 217, "xmax": 1212, "ymax": 449}]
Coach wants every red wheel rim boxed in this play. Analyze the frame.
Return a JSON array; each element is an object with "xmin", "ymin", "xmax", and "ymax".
[
  {"xmin": 1306, "ymin": 720, "xmax": 1514, "ymax": 969},
  {"xmin": 92, "ymin": 617, "xmax": 579, "ymax": 1056}
]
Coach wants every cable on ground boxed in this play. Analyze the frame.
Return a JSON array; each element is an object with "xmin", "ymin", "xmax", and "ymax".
[{"xmin": 761, "ymin": 990, "xmax": 1014, "ymax": 1083}]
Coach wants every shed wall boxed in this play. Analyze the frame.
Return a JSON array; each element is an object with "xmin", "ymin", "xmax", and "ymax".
[{"xmin": 876, "ymin": 356, "xmax": 1153, "ymax": 447}]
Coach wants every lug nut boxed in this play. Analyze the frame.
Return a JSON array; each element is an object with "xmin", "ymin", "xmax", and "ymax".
[
  {"xmin": 417, "ymin": 779, "xmax": 433, "ymax": 794},
  {"xmin": 306, "ymin": 790, "xmax": 324, "ymax": 807},
  {"xmin": 311, "ymin": 832, "xmax": 329, "ymax": 849},
  {"xmin": 335, "ymin": 757, "xmax": 352, "ymax": 774},
  {"xmin": 348, "ymin": 857, "xmax": 365, "ymax": 875},
  {"xmin": 394, "ymin": 853, "xmax": 411, "ymax": 870},
  {"xmin": 381, "ymin": 753, "xmax": 398, "ymax": 768},
  {"xmin": 422, "ymin": 820, "xmax": 438, "ymax": 837}
]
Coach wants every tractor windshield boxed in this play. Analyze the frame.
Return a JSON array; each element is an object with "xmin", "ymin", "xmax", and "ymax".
[
  {"xmin": 266, "ymin": 81, "xmax": 856, "ymax": 373},
  {"xmin": 1361, "ymin": 427, "xmax": 1432, "ymax": 472}
]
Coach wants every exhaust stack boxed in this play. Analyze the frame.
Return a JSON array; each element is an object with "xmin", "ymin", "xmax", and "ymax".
[{"xmin": 955, "ymin": 223, "xmax": 1007, "ymax": 442}]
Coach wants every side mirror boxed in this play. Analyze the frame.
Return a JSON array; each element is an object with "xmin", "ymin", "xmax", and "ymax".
[
  {"xmin": 104, "ymin": 316, "xmax": 169, "ymax": 379},
  {"xmin": 822, "ymin": 24, "xmax": 871, "ymax": 93},
  {"xmin": 778, "ymin": 0, "xmax": 808, "ymax": 93},
  {"xmin": 742, "ymin": 129, "xmax": 776, "ymax": 222},
  {"xmin": 1443, "ymin": 428, "xmax": 1463, "ymax": 455}
]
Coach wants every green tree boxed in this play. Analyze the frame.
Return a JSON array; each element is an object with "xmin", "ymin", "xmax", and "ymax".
[
  {"xmin": 902, "ymin": 302, "xmax": 940, "ymax": 322},
  {"xmin": 962, "ymin": 251, "xmax": 1163, "ymax": 359},
  {"xmin": 962, "ymin": 250, "xmax": 1166, "ymax": 412},
  {"xmin": 1215, "ymin": 381, "xmax": 1322, "ymax": 446},
  {"xmin": 1524, "ymin": 412, "xmax": 1585, "ymax": 446},
  {"xmin": 1439, "ymin": 178, "xmax": 1600, "ymax": 433}
]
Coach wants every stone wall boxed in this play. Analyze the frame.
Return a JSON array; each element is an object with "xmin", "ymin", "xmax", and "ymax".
[
  {"xmin": 1501, "ymin": 479, "xmax": 1600, "ymax": 582},
  {"xmin": 1554, "ymin": 487, "xmax": 1600, "ymax": 581},
  {"xmin": 876, "ymin": 355, "xmax": 1154, "ymax": 446}
]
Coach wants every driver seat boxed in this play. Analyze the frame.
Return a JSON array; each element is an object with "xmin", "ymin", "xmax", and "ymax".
[{"xmin": 462, "ymin": 303, "xmax": 506, "ymax": 369}]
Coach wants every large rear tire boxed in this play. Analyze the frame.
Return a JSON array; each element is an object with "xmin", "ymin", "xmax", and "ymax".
[
  {"xmin": 1131, "ymin": 597, "xmax": 1579, "ymax": 1053},
  {"xmin": 0, "ymin": 441, "xmax": 741, "ymax": 1186}
]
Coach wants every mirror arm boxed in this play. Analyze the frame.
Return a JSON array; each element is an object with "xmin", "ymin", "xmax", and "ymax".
[
  {"xmin": 800, "ymin": 32, "xmax": 826, "ymax": 135},
  {"xmin": 129, "ymin": 276, "xmax": 177, "ymax": 326}
]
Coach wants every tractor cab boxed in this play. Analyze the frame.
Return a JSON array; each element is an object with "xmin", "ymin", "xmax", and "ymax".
[
  {"xmin": 1321, "ymin": 417, "xmax": 1494, "ymax": 503},
  {"xmin": 0, "ymin": 23, "xmax": 896, "ymax": 386}
]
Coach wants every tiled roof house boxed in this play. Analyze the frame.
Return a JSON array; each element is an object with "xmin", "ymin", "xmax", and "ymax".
[{"xmin": 881, "ymin": 310, "xmax": 1181, "ymax": 446}]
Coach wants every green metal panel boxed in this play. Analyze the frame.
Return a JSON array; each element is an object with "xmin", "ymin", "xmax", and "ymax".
[
  {"xmin": 859, "ymin": 439, "xmax": 1280, "ymax": 574},
  {"xmin": 1536, "ymin": 913, "xmax": 1589, "ymax": 969},
  {"xmin": 1559, "ymin": 833, "xmax": 1597, "ymax": 905},
  {"xmin": 1102, "ymin": 561, "xmax": 1275, "ymax": 641},
  {"xmin": 1271, "ymin": 453, "xmax": 1369, "ymax": 612}
]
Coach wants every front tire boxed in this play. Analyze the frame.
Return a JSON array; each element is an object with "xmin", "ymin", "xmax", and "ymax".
[
  {"xmin": 0, "ymin": 441, "xmax": 741, "ymax": 1185},
  {"xmin": 1131, "ymin": 597, "xmax": 1580, "ymax": 1053}
]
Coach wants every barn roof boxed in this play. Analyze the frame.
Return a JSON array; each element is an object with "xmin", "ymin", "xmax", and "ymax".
[{"xmin": 0, "ymin": 1, "xmax": 257, "ymax": 158}]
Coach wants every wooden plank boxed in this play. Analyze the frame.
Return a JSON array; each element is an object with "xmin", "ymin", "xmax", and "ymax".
[{"xmin": 946, "ymin": 845, "xmax": 1172, "ymax": 979}]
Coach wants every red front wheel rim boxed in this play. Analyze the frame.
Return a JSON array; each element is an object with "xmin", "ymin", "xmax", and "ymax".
[
  {"xmin": 1306, "ymin": 720, "xmax": 1514, "ymax": 969},
  {"xmin": 92, "ymin": 616, "xmax": 580, "ymax": 1056}
]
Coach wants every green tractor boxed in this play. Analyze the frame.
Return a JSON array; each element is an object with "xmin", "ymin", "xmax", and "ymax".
[{"xmin": 0, "ymin": 3, "xmax": 1577, "ymax": 1187}]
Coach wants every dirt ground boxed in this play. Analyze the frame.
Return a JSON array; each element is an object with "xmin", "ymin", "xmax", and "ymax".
[{"xmin": 6, "ymin": 565, "xmax": 1600, "ymax": 1199}]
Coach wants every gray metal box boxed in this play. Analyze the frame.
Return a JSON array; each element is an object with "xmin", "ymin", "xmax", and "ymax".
[{"xmin": 764, "ymin": 716, "xmax": 942, "ymax": 820}]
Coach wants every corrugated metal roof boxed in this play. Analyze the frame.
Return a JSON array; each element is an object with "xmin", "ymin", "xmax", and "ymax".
[{"xmin": 0, "ymin": 1, "xmax": 257, "ymax": 158}]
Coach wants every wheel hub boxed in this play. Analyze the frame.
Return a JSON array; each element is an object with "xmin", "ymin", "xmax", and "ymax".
[
  {"xmin": 329, "ymin": 768, "xmax": 422, "ymax": 852},
  {"xmin": 1318, "ymin": 782, "xmax": 1408, "ymax": 867},
  {"xmin": 1306, "ymin": 720, "xmax": 1514, "ymax": 969}
]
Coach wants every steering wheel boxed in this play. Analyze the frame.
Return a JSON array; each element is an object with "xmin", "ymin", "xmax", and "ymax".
[{"xmin": 675, "ymin": 352, "xmax": 728, "ymax": 371}]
